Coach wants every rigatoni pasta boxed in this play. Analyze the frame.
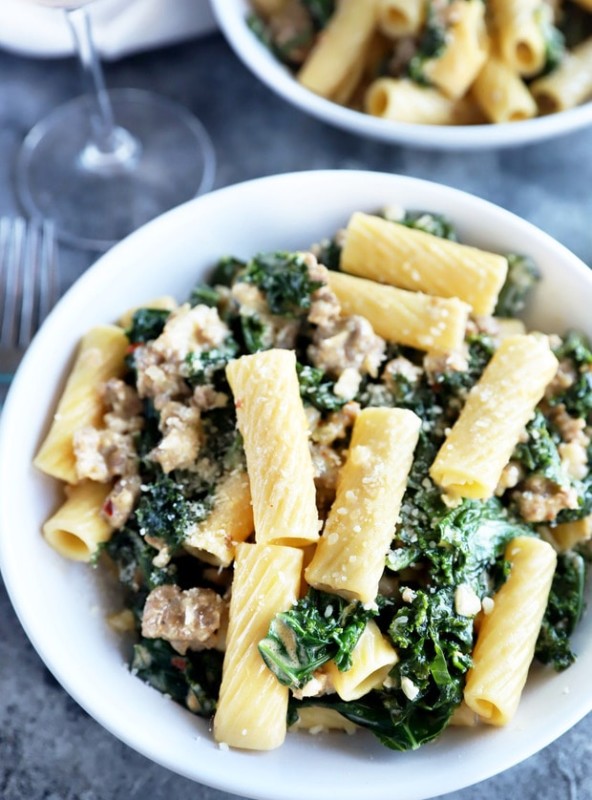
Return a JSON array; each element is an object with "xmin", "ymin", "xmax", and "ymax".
[
  {"xmin": 464, "ymin": 536, "xmax": 557, "ymax": 725},
  {"xmin": 35, "ymin": 202, "xmax": 592, "ymax": 757},
  {"xmin": 430, "ymin": 335, "xmax": 558, "ymax": 499},
  {"xmin": 341, "ymin": 211, "xmax": 508, "ymax": 315},
  {"xmin": 248, "ymin": 0, "xmax": 592, "ymax": 127},
  {"xmin": 226, "ymin": 349, "xmax": 319, "ymax": 547},
  {"xmin": 305, "ymin": 407, "xmax": 421, "ymax": 603}
]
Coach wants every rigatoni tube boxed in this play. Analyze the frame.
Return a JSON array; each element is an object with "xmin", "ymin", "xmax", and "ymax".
[
  {"xmin": 430, "ymin": 335, "xmax": 558, "ymax": 500},
  {"xmin": 340, "ymin": 212, "xmax": 508, "ymax": 316},
  {"xmin": 226, "ymin": 349, "xmax": 319, "ymax": 546},
  {"xmin": 305, "ymin": 407, "xmax": 421, "ymax": 604}
]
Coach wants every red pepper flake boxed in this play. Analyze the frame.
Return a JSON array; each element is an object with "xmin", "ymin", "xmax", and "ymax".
[
  {"xmin": 236, "ymin": 398, "xmax": 243, "ymax": 409},
  {"xmin": 103, "ymin": 499, "xmax": 114, "ymax": 517},
  {"xmin": 171, "ymin": 656, "xmax": 187, "ymax": 671},
  {"xmin": 126, "ymin": 343, "xmax": 141, "ymax": 354}
]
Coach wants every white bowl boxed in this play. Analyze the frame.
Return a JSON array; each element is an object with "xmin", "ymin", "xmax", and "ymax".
[
  {"xmin": 1, "ymin": 171, "xmax": 591, "ymax": 800},
  {"xmin": 211, "ymin": 0, "xmax": 592, "ymax": 150}
]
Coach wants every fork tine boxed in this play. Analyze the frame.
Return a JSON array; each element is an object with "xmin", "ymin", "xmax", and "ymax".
[
  {"xmin": 39, "ymin": 220, "xmax": 59, "ymax": 321},
  {"xmin": 18, "ymin": 220, "xmax": 38, "ymax": 347},
  {"xmin": 1, "ymin": 218, "xmax": 26, "ymax": 346}
]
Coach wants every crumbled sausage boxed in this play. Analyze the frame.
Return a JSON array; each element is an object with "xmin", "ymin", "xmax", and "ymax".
[
  {"xmin": 141, "ymin": 584, "xmax": 226, "ymax": 655},
  {"xmin": 148, "ymin": 401, "xmax": 202, "ymax": 473},
  {"xmin": 308, "ymin": 314, "xmax": 385, "ymax": 378},
  {"xmin": 513, "ymin": 476, "xmax": 579, "ymax": 523},
  {"xmin": 101, "ymin": 474, "xmax": 141, "ymax": 528}
]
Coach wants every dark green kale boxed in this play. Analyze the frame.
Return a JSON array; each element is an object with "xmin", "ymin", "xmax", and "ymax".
[
  {"xmin": 314, "ymin": 236, "xmax": 342, "ymax": 271},
  {"xmin": 494, "ymin": 254, "xmax": 541, "ymax": 318},
  {"xmin": 125, "ymin": 308, "xmax": 170, "ymax": 344},
  {"xmin": 103, "ymin": 526, "xmax": 177, "ymax": 620},
  {"xmin": 258, "ymin": 589, "xmax": 378, "ymax": 689},
  {"xmin": 549, "ymin": 332, "xmax": 592, "ymax": 421},
  {"xmin": 408, "ymin": 3, "xmax": 448, "ymax": 85},
  {"xmin": 293, "ymin": 589, "xmax": 474, "ymax": 751},
  {"xmin": 135, "ymin": 399, "xmax": 161, "ymax": 462},
  {"xmin": 242, "ymin": 252, "xmax": 323, "ymax": 317},
  {"xmin": 241, "ymin": 313, "xmax": 270, "ymax": 353},
  {"xmin": 135, "ymin": 474, "xmax": 212, "ymax": 551},
  {"xmin": 559, "ymin": 1, "xmax": 592, "ymax": 48},
  {"xmin": 391, "ymin": 495, "xmax": 531, "ymax": 596},
  {"xmin": 513, "ymin": 409, "xmax": 566, "ymax": 487},
  {"xmin": 132, "ymin": 637, "xmax": 223, "ymax": 716},
  {"xmin": 301, "ymin": 0, "xmax": 336, "ymax": 29},
  {"xmin": 296, "ymin": 363, "xmax": 346, "ymax": 412},
  {"xmin": 428, "ymin": 334, "xmax": 495, "ymax": 403},
  {"xmin": 540, "ymin": 15, "xmax": 566, "ymax": 75},
  {"xmin": 189, "ymin": 284, "xmax": 222, "ymax": 308},
  {"xmin": 184, "ymin": 338, "xmax": 239, "ymax": 387},
  {"xmin": 200, "ymin": 406, "xmax": 243, "ymax": 471},
  {"xmin": 399, "ymin": 211, "xmax": 458, "ymax": 241},
  {"xmin": 210, "ymin": 256, "xmax": 245, "ymax": 287},
  {"xmin": 535, "ymin": 551, "xmax": 586, "ymax": 670}
]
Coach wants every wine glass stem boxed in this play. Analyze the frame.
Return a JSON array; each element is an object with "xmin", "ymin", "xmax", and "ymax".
[
  {"xmin": 65, "ymin": 7, "xmax": 117, "ymax": 153},
  {"xmin": 65, "ymin": 7, "xmax": 139, "ymax": 171}
]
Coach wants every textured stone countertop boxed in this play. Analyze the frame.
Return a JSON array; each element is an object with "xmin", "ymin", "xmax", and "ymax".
[{"xmin": 1, "ymin": 29, "xmax": 592, "ymax": 800}]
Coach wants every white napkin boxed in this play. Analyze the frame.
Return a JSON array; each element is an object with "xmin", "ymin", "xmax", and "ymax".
[{"xmin": 0, "ymin": 0, "xmax": 217, "ymax": 60}]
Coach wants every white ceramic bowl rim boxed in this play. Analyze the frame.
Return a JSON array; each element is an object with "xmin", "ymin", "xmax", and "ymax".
[
  {"xmin": 211, "ymin": 0, "xmax": 592, "ymax": 150},
  {"xmin": 1, "ymin": 171, "xmax": 592, "ymax": 800}
]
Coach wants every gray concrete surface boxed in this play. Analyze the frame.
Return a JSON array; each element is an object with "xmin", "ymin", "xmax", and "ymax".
[{"xmin": 1, "ymin": 30, "xmax": 592, "ymax": 800}]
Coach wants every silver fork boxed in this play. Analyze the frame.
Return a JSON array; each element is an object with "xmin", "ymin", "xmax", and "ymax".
[{"xmin": 0, "ymin": 217, "xmax": 59, "ymax": 406}]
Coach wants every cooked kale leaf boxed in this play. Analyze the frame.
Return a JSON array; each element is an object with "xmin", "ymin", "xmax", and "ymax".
[
  {"xmin": 301, "ymin": 0, "xmax": 336, "ymax": 28},
  {"xmin": 494, "ymin": 253, "xmax": 541, "ymax": 318},
  {"xmin": 314, "ymin": 236, "xmax": 342, "ymax": 271},
  {"xmin": 429, "ymin": 334, "xmax": 495, "ymax": 403},
  {"xmin": 550, "ymin": 332, "xmax": 592, "ymax": 420},
  {"xmin": 210, "ymin": 256, "xmax": 245, "ymax": 288},
  {"xmin": 189, "ymin": 284, "xmax": 222, "ymax": 308},
  {"xmin": 241, "ymin": 313, "xmax": 270, "ymax": 353},
  {"xmin": 132, "ymin": 637, "xmax": 223, "ymax": 716},
  {"xmin": 296, "ymin": 363, "xmax": 346, "ymax": 411},
  {"xmin": 536, "ymin": 551, "xmax": 586, "ymax": 670},
  {"xmin": 408, "ymin": 2, "xmax": 448, "ymax": 84},
  {"xmin": 185, "ymin": 339, "xmax": 239, "ymax": 386},
  {"xmin": 242, "ymin": 252, "xmax": 323, "ymax": 317},
  {"xmin": 259, "ymin": 589, "xmax": 378, "ymax": 689},
  {"xmin": 125, "ymin": 308, "xmax": 170, "ymax": 344},
  {"xmin": 514, "ymin": 409, "xmax": 566, "ymax": 487},
  {"xmin": 105, "ymin": 526, "xmax": 177, "ymax": 596},
  {"xmin": 135, "ymin": 474, "xmax": 212, "ymax": 550},
  {"xmin": 400, "ymin": 211, "xmax": 458, "ymax": 241}
]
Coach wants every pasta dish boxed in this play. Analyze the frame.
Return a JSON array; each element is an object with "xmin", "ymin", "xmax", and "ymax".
[
  {"xmin": 35, "ymin": 205, "xmax": 592, "ymax": 751},
  {"xmin": 247, "ymin": 0, "xmax": 592, "ymax": 125}
]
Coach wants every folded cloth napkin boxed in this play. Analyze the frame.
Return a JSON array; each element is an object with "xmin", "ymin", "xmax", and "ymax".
[{"xmin": 0, "ymin": 0, "xmax": 217, "ymax": 60}]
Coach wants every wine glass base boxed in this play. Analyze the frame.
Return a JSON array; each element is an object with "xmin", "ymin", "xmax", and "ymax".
[{"xmin": 16, "ymin": 88, "xmax": 216, "ymax": 251}]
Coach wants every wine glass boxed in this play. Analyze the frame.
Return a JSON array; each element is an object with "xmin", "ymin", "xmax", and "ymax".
[{"xmin": 17, "ymin": 0, "xmax": 216, "ymax": 251}]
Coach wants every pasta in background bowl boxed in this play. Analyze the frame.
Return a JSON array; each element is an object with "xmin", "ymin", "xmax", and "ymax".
[
  {"xmin": 211, "ymin": 0, "xmax": 592, "ymax": 149},
  {"xmin": 1, "ymin": 170, "xmax": 592, "ymax": 800}
]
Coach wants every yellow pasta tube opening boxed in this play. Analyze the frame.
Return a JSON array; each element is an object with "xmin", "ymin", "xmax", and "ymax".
[
  {"xmin": 531, "ymin": 37, "xmax": 592, "ymax": 114},
  {"xmin": 213, "ymin": 542, "xmax": 303, "ymax": 750},
  {"xmin": 365, "ymin": 78, "xmax": 482, "ymax": 125},
  {"xmin": 34, "ymin": 325, "xmax": 128, "ymax": 484},
  {"xmin": 471, "ymin": 56, "xmax": 537, "ymax": 123},
  {"xmin": 550, "ymin": 515, "xmax": 592, "ymax": 552},
  {"xmin": 341, "ymin": 212, "xmax": 508, "ymax": 316},
  {"xmin": 325, "ymin": 621, "xmax": 399, "ymax": 701},
  {"xmin": 377, "ymin": 0, "xmax": 425, "ymax": 37},
  {"xmin": 464, "ymin": 536, "xmax": 557, "ymax": 726},
  {"xmin": 430, "ymin": 335, "xmax": 558, "ymax": 500},
  {"xmin": 305, "ymin": 407, "xmax": 421, "ymax": 604},
  {"xmin": 226, "ymin": 349, "xmax": 319, "ymax": 547},
  {"xmin": 42, "ymin": 481, "xmax": 114, "ymax": 562},
  {"xmin": 327, "ymin": 270, "xmax": 470, "ymax": 353}
]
